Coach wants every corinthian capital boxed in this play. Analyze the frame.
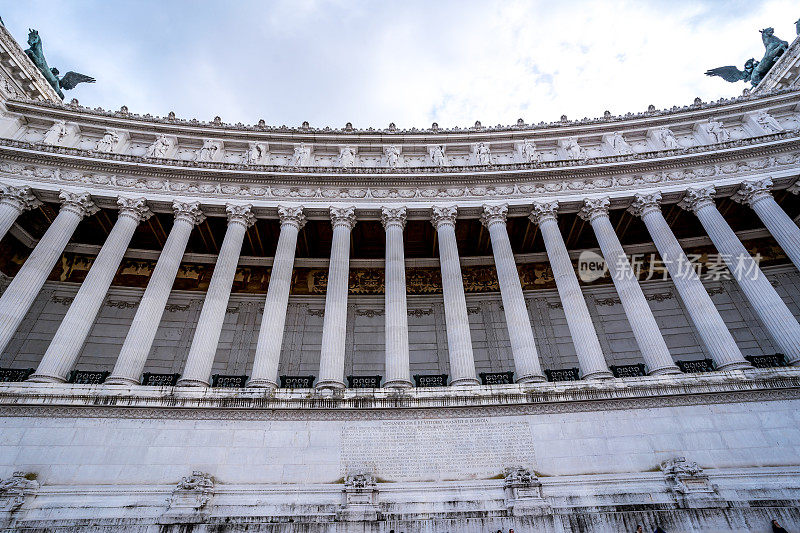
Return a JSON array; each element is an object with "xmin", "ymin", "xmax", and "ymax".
[
  {"xmin": 480, "ymin": 204, "xmax": 508, "ymax": 228},
  {"xmin": 330, "ymin": 206, "xmax": 357, "ymax": 229},
  {"xmin": 59, "ymin": 191, "xmax": 99, "ymax": 218},
  {"xmin": 277, "ymin": 206, "xmax": 306, "ymax": 229},
  {"xmin": 678, "ymin": 187, "xmax": 716, "ymax": 214},
  {"xmin": 578, "ymin": 197, "xmax": 611, "ymax": 221},
  {"xmin": 381, "ymin": 206, "xmax": 407, "ymax": 229},
  {"xmin": 0, "ymin": 184, "xmax": 41, "ymax": 213},
  {"xmin": 226, "ymin": 203, "xmax": 255, "ymax": 228},
  {"xmin": 117, "ymin": 197, "xmax": 152, "ymax": 222},
  {"xmin": 173, "ymin": 201, "xmax": 206, "ymax": 226},
  {"xmin": 730, "ymin": 178, "xmax": 773, "ymax": 207},
  {"xmin": 628, "ymin": 192, "xmax": 662, "ymax": 218},
  {"xmin": 430, "ymin": 205, "xmax": 458, "ymax": 228},
  {"xmin": 529, "ymin": 201, "xmax": 559, "ymax": 225}
]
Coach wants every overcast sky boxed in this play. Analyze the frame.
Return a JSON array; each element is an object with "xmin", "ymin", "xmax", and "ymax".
[{"xmin": 2, "ymin": 0, "xmax": 798, "ymax": 129}]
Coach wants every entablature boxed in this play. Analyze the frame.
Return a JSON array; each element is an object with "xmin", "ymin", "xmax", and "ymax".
[{"xmin": 1, "ymin": 89, "xmax": 799, "ymax": 175}]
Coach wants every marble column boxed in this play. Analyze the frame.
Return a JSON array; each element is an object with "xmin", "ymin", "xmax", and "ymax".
[
  {"xmin": 247, "ymin": 206, "xmax": 306, "ymax": 388},
  {"xmin": 0, "ymin": 191, "xmax": 98, "ymax": 356},
  {"xmin": 178, "ymin": 204, "xmax": 255, "ymax": 387},
  {"xmin": 629, "ymin": 193, "xmax": 749, "ymax": 371},
  {"xmin": 530, "ymin": 202, "xmax": 612, "ymax": 379},
  {"xmin": 382, "ymin": 207, "xmax": 413, "ymax": 389},
  {"xmin": 679, "ymin": 186, "xmax": 800, "ymax": 365},
  {"xmin": 106, "ymin": 201, "xmax": 206, "ymax": 385},
  {"xmin": 732, "ymin": 178, "xmax": 800, "ymax": 273},
  {"xmin": 0, "ymin": 184, "xmax": 41, "ymax": 241},
  {"xmin": 316, "ymin": 206, "xmax": 357, "ymax": 390},
  {"xmin": 29, "ymin": 198, "xmax": 152, "ymax": 382},
  {"xmin": 431, "ymin": 206, "xmax": 479, "ymax": 386},
  {"xmin": 481, "ymin": 204, "xmax": 545, "ymax": 383},
  {"xmin": 579, "ymin": 197, "xmax": 680, "ymax": 375}
]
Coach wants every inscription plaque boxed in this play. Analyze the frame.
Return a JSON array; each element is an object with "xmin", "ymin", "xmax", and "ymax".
[{"xmin": 341, "ymin": 418, "xmax": 534, "ymax": 482}]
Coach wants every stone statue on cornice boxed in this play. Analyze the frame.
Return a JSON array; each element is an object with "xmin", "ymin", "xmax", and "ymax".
[
  {"xmin": 23, "ymin": 29, "xmax": 95, "ymax": 99},
  {"xmin": 705, "ymin": 27, "xmax": 788, "ymax": 86}
]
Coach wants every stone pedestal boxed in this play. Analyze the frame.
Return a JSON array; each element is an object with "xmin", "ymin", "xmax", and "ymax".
[
  {"xmin": 336, "ymin": 473, "xmax": 380, "ymax": 521},
  {"xmin": 503, "ymin": 467, "xmax": 550, "ymax": 517},
  {"xmin": 159, "ymin": 471, "xmax": 214, "ymax": 525},
  {"xmin": 661, "ymin": 457, "xmax": 724, "ymax": 509}
]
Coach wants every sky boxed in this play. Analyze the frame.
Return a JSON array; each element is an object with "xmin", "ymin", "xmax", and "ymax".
[{"xmin": 2, "ymin": 0, "xmax": 798, "ymax": 130}]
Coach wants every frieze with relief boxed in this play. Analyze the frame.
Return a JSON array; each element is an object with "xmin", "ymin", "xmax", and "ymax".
[
  {"xmin": 0, "ymin": 238, "xmax": 790, "ymax": 296},
  {"xmin": 1, "ymin": 139, "xmax": 800, "ymax": 206}
]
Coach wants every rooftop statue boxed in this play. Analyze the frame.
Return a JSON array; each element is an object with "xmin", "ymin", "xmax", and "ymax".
[
  {"xmin": 705, "ymin": 27, "xmax": 788, "ymax": 86},
  {"xmin": 23, "ymin": 29, "xmax": 95, "ymax": 99}
]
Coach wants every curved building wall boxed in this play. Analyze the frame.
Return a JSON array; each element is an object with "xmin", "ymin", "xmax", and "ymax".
[{"xmin": 1, "ymin": 23, "xmax": 800, "ymax": 532}]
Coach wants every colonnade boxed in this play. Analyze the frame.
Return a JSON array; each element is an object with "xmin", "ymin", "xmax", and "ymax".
[{"xmin": 0, "ymin": 177, "xmax": 799, "ymax": 389}]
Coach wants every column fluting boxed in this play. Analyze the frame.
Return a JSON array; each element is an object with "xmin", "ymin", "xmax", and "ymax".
[
  {"xmin": 732, "ymin": 178, "xmax": 800, "ymax": 273},
  {"xmin": 431, "ymin": 206, "xmax": 479, "ymax": 386},
  {"xmin": 316, "ymin": 207, "xmax": 356, "ymax": 390},
  {"xmin": 530, "ymin": 202, "xmax": 612, "ymax": 379},
  {"xmin": 382, "ymin": 207, "xmax": 413, "ymax": 389},
  {"xmin": 579, "ymin": 197, "xmax": 680, "ymax": 375},
  {"xmin": 0, "ymin": 191, "xmax": 98, "ymax": 355},
  {"xmin": 177, "ymin": 204, "xmax": 255, "ymax": 387},
  {"xmin": 247, "ymin": 206, "xmax": 306, "ymax": 388},
  {"xmin": 29, "ymin": 197, "xmax": 152, "ymax": 382},
  {"xmin": 0, "ymin": 184, "xmax": 41, "ymax": 241},
  {"xmin": 105, "ymin": 201, "xmax": 206, "ymax": 385},
  {"xmin": 629, "ymin": 193, "xmax": 749, "ymax": 371},
  {"xmin": 481, "ymin": 204, "xmax": 545, "ymax": 383},
  {"xmin": 679, "ymin": 186, "xmax": 800, "ymax": 364}
]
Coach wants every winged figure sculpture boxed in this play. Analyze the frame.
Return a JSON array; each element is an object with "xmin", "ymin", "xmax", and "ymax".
[
  {"xmin": 23, "ymin": 29, "xmax": 95, "ymax": 99},
  {"xmin": 706, "ymin": 59, "xmax": 758, "ymax": 84},
  {"xmin": 706, "ymin": 27, "xmax": 788, "ymax": 87}
]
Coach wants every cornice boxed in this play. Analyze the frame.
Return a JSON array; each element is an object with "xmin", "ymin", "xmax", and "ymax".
[
  {"xmin": 0, "ymin": 368, "xmax": 798, "ymax": 421},
  {"xmin": 0, "ymin": 135, "xmax": 798, "ymax": 212},
  {"xmin": 6, "ymin": 88, "xmax": 800, "ymax": 139},
  {"xmin": 0, "ymin": 130, "xmax": 798, "ymax": 187}
]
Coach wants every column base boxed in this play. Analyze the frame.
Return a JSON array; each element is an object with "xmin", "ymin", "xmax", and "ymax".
[
  {"xmin": 104, "ymin": 375, "xmax": 141, "ymax": 386},
  {"xmin": 715, "ymin": 360, "xmax": 753, "ymax": 371},
  {"xmin": 516, "ymin": 374, "xmax": 547, "ymax": 384},
  {"xmin": 383, "ymin": 379, "xmax": 413, "ymax": 389},
  {"xmin": 26, "ymin": 373, "xmax": 67, "ymax": 384},
  {"xmin": 581, "ymin": 370, "xmax": 614, "ymax": 380},
  {"xmin": 175, "ymin": 378, "xmax": 210, "ymax": 388},
  {"xmin": 315, "ymin": 379, "xmax": 345, "ymax": 391},
  {"xmin": 245, "ymin": 378, "xmax": 278, "ymax": 389},
  {"xmin": 449, "ymin": 377, "xmax": 481, "ymax": 387},
  {"xmin": 648, "ymin": 365, "xmax": 683, "ymax": 376}
]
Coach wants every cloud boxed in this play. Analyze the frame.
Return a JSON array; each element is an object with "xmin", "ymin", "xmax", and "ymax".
[{"xmin": 1, "ymin": 0, "xmax": 797, "ymax": 129}]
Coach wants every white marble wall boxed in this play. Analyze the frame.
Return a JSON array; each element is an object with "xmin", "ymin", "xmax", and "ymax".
[
  {"xmin": 2, "ymin": 265, "xmax": 800, "ymax": 377},
  {"xmin": 1, "ymin": 394, "xmax": 798, "ymax": 486}
]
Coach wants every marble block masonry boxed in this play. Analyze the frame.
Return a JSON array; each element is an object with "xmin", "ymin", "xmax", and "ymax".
[{"xmin": 2, "ymin": 19, "xmax": 800, "ymax": 532}]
